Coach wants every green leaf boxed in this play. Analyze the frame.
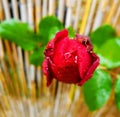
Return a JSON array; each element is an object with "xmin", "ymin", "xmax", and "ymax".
[
  {"xmin": 67, "ymin": 26, "xmax": 76, "ymax": 38},
  {"xmin": 83, "ymin": 69, "xmax": 112, "ymax": 111},
  {"xmin": 98, "ymin": 38, "xmax": 120, "ymax": 68},
  {"xmin": 29, "ymin": 46, "xmax": 45, "ymax": 66},
  {"xmin": 48, "ymin": 27, "xmax": 60, "ymax": 40},
  {"xmin": 38, "ymin": 16, "xmax": 63, "ymax": 44},
  {"xmin": 90, "ymin": 24, "xmax": 116, "ymax": 48},
  {"xmin": 115, "ymin": 75, "xmax": 120, "ymax": 111},
  {"xmin": 0, "ymin": 19, "xmax": 39, "ymax": 50}
]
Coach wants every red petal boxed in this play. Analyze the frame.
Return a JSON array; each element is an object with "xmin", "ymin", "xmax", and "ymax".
[
  {"xmin": 77, "ymin": 45, "xmax": 92, "ymax": 79},
  {"xmin": 52, "ymin": 39, "xmax": 80, "ymax": 83},
  {"xmin": 44, "ymin": 29, "xmax": 68, "ymax": 58},
  {"xmin": 42, "ymin": 59, "xmax": 53, "ymax": 86},
  {"xmin": 78, "ymin": 53, "xmax": 99, "ymax": 86},
  {"xmin": 54, "ymin": 29, "xmax": 68, "ymax": 42}
]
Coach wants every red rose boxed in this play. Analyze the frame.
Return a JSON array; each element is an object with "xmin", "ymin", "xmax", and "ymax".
[{"xmin": 42, "ymin": 30, "xmax": 99, "ymax": 86}]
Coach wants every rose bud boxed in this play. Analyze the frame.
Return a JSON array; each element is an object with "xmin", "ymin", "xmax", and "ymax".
[{"xmin": 42, "ymin": 30, "xmax": 99, "ymax": 86}]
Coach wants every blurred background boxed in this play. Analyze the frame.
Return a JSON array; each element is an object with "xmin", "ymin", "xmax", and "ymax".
[{"xmin": 0, "ymin": 0, "xmax": 120, "ymax": 117}]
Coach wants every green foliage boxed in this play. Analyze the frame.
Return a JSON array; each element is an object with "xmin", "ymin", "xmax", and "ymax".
[
  {"xmin": 29, "ymin": 46, "xmax": 45, "ymax": 66},
  {"xmin": 115, "ymin": 75, "xmax": 120, "ymax": 111},
  {"xmin": 83, "ymin": 69, "xmax": 112, "ymax": 111},
  {"xmin": 48, "ymin": 27, "xmax": 60, "ymax": 40},
  {"xmin": 0, "ymin": 16, "xmax": 64, "ymax": 66},
  {"xmin": 67, "ymin": 26, "xmax": 76, "ymax": 38},
  {"xmin": 1, "ymin": 16, "xmax": 120, "ymax": 112},
  {"xmin": 0, "ymin": 19, "xmax": 39, "ymax": 50},
  {"xmin": 98, "ymin": 38, "xmax": 120, "ymax": 68},
  {"xmin": 90, "ymin": 24, "xmax": 116, "ymax": 48},
  {"xmin": 90, "ymin": 24, "xmax": 120, "ymax": 69},
  {"xmin": 38, "ymin": 16, "xmax": 64, "ymax": 44}
]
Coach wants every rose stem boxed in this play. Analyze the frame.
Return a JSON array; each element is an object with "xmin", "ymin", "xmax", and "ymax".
[
  {"xmin": 2, "ymin": 0, "xmax": 21, "ymax": 98},
  {"xmin": 99, "ymin": 65, "xmax": 119, "ymax": 78},
  {"xmin": 84, "ymin": 0, "xmax": 97, "ymax": 35},
  {"xmin": 79, "ymin": 0, "xmax": 92, "ymax": 35},
  {"xmin": 58, "ymin": 0, "xmax": 65, "ymax": 22},
  {"xmin": 73, "ymin": 0, "xmax": 82, "ymax": 31}
]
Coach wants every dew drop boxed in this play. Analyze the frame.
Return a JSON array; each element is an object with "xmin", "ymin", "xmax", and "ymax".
[{"xmin": 74, "ymin": 56, "xmax": 78, "ymax": 63}]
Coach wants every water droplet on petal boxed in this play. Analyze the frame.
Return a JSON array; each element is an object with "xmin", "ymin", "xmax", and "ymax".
[{"xmin": 74, "ymin": 56, "xmax": 78, "ymax": 63}]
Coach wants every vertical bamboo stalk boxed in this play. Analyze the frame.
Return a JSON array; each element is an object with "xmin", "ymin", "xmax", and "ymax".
[
  {"xmin": 27, "ymin": 0, "xmax": 34, "ymax": 29},
  {"xmin": 58, "ymin": 0, "xmax": 65, "ymax": 22},
  {"xmin": 0, "ymin": 110, "xmax": 5, "ymax": 117},
  {"xmin": 35, "ymin": 0, "xmax": 41, "ymax": 32},
  {"xmin": 12, "ymin": 0, "xmax": 27, "ymax": 97},
  {"xmin": 53, "ymin": 83, "xmax": 62, "ymax": 117},
  {"xmin": 65, "ymin": 0, "xmax": 75, "ymax": 28},
  {"xmin": 6, "ymin": 98, "xmax": 16, "ymax": 117},
  {"xmin": 1, "ymin": 1, "xmax": 19, "ymax": 97},
  {"xmin": 84, "ymin": 0, "xmax": 97, "ymax": 35},
  {"xmin": 0, "ymin": 69, "xmax": 9, "ymax": 95},
  {"xmin": 0, "ymin": 0, "xmax": 4, "ymax": 68},
  {"xmin": 2, "ymin": 0, "xmax": 18, "ymax": 69},
  {"xmin": 4, "ymin": 40, "xmax": 20, "ymax": 96},
  {"xmin": 1, "ymin": 59, "xmax": 15, "ymax": 95},
  {"xmin": 41, "ymin": 0, "xmax": 53, "ymax": 98},
  {"xmin": 27, "ymin": 0, "xmax": 36, "ymax": 100},
  {"xmin": 17, "ymin": 101, "xmax": 26, "ymax": 117},
  {"xmin": 36, "ymin": 67, "xmax": 42, "ymax": 97},
  {"xmin": 65, "ymin": 7, "xmax": 72, "ymax": 28},
  {"xmin": 20, "ymin": 0, "xmax": 27, "ymax": 22},
  {"xmin": 11, "ymin": 0, "xmax": 19, "ymax": 19},
  {"xmin": 42, "ymin": 0, "xmax": 48, "ymax": 17},
  {"xmin": 73, "ymin": 0, "xmax": 82, "ymax": 31},
  {"xmin": 79, "ymin": 0, "xmax": 92, "ymax": 34},
  {"xmin": 28, "ymin": 99, "xmax": 35, "ymax": 117},
  {"xmin": 1, "ymin": 0, "xmax": 10, "ymax": 19},
  {"xmin": 0, "ymin": 39, "xmax": 4, "ymax": 60},
  {"xmin": 113, "ymin": 7, "xmax": 120, "ymax": 27},
  {"xmin": 105, "ymin": 0, "xmax": 119, "ymax": 24},
  {"xmin": 2, "ymin": 0, "xmax": 21, "ymax": 97},
  {"xmin": 48, "ymin": 0, "xmax": 55, "ymax": 15},
  {"xmin": 0, "ymin": 0, "xmax": 4, "ymax": 21},
  {"xmin": 20, "ymin": 0, "xmax": 31, "ymax": 97},
  {"xmin": 35, "ymin": 0, "xmax": 42, "ymax": 98},
  {"xmin": 92, "ymin": 0, "xmax": 104, "ymax": 30}
]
